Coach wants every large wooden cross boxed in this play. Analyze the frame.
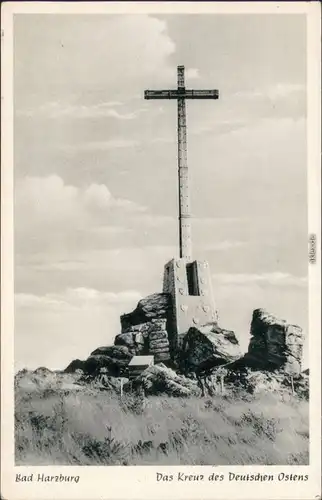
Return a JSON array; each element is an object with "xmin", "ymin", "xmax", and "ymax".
[{"xmin": 144, "ymin": 65, "xmax": 219, "ymax": 261}]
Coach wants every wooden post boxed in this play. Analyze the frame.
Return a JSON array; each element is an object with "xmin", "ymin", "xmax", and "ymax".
[
  {"xmin": 205, "ymin": 375, "xmax": 214, "ymax": 397},
  {"xmin": 120, "ymin": 378, "xmax": 124, "ymax": 399},
  {"xmin": 196, "ymin": 375, "xmax": 205, "ymax": 397},
  {"xmin": 290, "ymin": 376, "xmax": 294, "ymax": 395},
  {"xmin": 220, "ymin": 374, "xmax": 225, "ymax": 394}
]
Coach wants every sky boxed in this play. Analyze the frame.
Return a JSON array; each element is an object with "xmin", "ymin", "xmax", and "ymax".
[{"xmin": 14, "ymin": 13, "xmax": 308, "ymax": 371}]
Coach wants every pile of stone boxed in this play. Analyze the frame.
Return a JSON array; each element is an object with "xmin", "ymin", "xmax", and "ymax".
[
  {"xmin": 114, "ymin": 327, "xmax": 146, "ymax": 356},
  {"xmin": 116, "ymin": 293, "xmax": 172, "ymax": 362},
  {"xmin": 146, "ymin": 319, "xmax": 170, "ymax": 362},
  {"xmin": 243, "ymin": 308, "xmax": 304, "ymax": 375},
  {"xmin": 115, "ymin": 318, "xmax": 170, "ymax": 362},
  {"xmin": 120, "ymin": 293, "xmax": 172, "ymax": 330},
  {"xmin": 61, "ymin": 301, "xmax": 307, "ymax": 399},
  {"xmin": 64, "ymin": 294, "xmax": 173, "ymax": 377}
]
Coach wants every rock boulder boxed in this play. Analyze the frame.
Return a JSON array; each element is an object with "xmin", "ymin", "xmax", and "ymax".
[
  {"xmin": 120, "ymin": 293, "xmax": 172, "ymax": 332},
  {"xmin": 181, "ymin": 323, "xmax": 242, "ymax": 372},
  {"xmin": 132, "ymin": 364, "xmax": 200, "ymax": 397},
  {"xmin": 146, "ymin": 319, "xmax": 170, "ymax": 362},
  {"xmin": 116, "ymin": 313, "xmax": 171, "ymax": 362},
  {"xmin": 244, "ymin": 309, "xmax": 304, "ymax": 375},
  {"xmin": 65, "ymin": 359, "xmax": 86, "ymax": 373},
  {"xmin": 65, "ymin": 346, "xmax": 132, "ymax": 377},
  {"xmin": 114, "ymin": 332, "xmax": 146, "ymax": 355}
]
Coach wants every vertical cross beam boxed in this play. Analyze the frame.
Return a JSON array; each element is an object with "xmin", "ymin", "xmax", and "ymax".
[
  {"xmin": 177, "ymin": 66, "xmax": 192, "ymax": 260},
  {"xmin": 144, "ymin": 66, "xmax": 219, "ymax": 261}
]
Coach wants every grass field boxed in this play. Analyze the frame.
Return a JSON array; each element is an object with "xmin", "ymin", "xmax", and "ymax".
[{"xmin": 15, "ymin": 388, "xmax": 309, "ymax": 465}]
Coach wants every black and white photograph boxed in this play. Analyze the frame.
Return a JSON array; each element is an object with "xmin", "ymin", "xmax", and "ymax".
[{"xmin": 1, "ymin": 2, "xmax": 321, "ymax": 500}]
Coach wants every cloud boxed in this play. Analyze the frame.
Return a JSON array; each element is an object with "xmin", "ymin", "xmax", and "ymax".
[
  {"xmin": 17, "ymin": 101, "xmax": 146, "ymax": 120},
  {"xmin": 64, "ymin": 288, "xmax": 142, "ymax": 305},
  {"xmin": 15, "ymin": 288, "xmax": 142, "ymax": 370},
  {"xmin": 150, "ymin": 136, "xmax": 175, "ymax": 145},
  {"xmin": 188, "ymin": 82, "xmax": 306, "ymax": 139},
  {"xmin": 15, "ymin": 175, "xmax": 146, "ymax": 229},
  {"xmin": 15, "ymin": 288, "xmax": 142, "ymax": 310},
  {"xmin": 83, "ymin": 183, "xmax": 113, "ymax": 209},
  {"xmin": 83, "ymin": 184, "xmax": 145, "ymax": 213},
  {"xmin": 15, "ymin": 175, "xmax": 80, "ymax": 224},
  {"xmin": 213, "ymin": 272, "xmax": 307, "ymax": 287},
  {"xmin": 202, "ymin": 241, "xmax": 247, "ymax": 251},
  {"xmin": 15, "ymin": 244, "xmax": 177, "ymax": 301},
  {"xmin": 185, "ymin": 68, "xmax": 200, "ymax": 80},
  {"xmin": 66, "ymin": 139, "xmax": 140, "ymax": 151},
  {"xmin": 14, "ymin": 174, "xmax": 152, "ymax": 290},
  {"xmin": 15, "ymin": 15, "xmax": 176, "ymax": 110},
  {"xmin": 266, "ymin": 83, "xmax": 305, "ymax": 100},
  {"xmin": 133, "ymin": 213, "xmax": 175, "ymax": 227},
  {"xmin": 229, "ymin": 82, "xmax": 306, "ymax": 122},
  {"xmin": 233, "ymin": 83, "xmax": 305, "ymax": 101},
  {"xmin": 14, "ymin": 174, "xmax": 176, "ymax": 298},
  {"xmin": 16, "ymin": 293, "xmax": 65, "ymax": 308}
]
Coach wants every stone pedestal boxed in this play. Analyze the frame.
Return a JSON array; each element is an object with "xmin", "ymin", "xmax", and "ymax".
[{"xmin": 163, "ymin": 258, "xmax": 218, "ymax": 354}]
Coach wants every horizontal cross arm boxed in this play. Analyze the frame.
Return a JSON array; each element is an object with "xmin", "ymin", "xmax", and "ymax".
[{"xmin": 144, "ymin": 89, "xmax": 219, "ymax": 100}]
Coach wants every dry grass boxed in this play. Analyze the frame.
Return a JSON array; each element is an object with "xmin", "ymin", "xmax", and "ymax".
[{"xmin": 15, "ymin": 387, "xmax": 309, "ymax": 466}]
